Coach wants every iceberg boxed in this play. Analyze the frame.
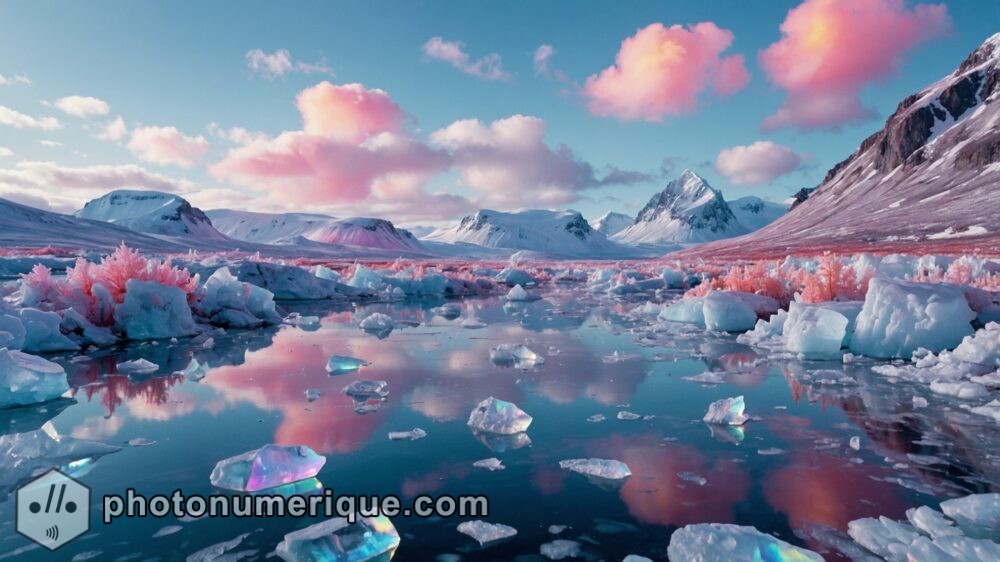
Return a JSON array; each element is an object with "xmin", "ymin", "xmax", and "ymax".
[
  {"xmin": 209, "ymin": 444, "xmax": 326, "ymax": 492},
  {"xmin": 784, "ymin": 302, "xmax": 850, "ymax": 360},
  {"xmin": 667, "ymin": 523, "xmax": 823, "ymax": 561},
  {"xmin": 850, "ymin": 279, "xmax": 976, "ymax": 359},
  {"xmin": 702, "ymin": 292, "xmax": 758, "ymax": 333},
  {"xmin": 275, "ymin": 516, "xmax": 400, "ymax": 562},
  {"xmin": 472, "ymin": 458, "xmax": 505, "ymax": 471},
  {"xmin": 0, "ymin": 348, "xmax": 69, "ymax": 408},
  {"xmin": 467, "ymin": 397, "xmax": 532, "ymax": 435},
  {"xmin": 18, "ymin": 308, "xmax": 79, "ymax": 352},
  {"xmin": 359, "ymin": 313, "xmax": 394, "ymax": 338},
  {"xmin": 432, "ymin": 303, "xmax": 462, "ymax": 320},
  {"xmin": 198, "ymin": 267, "xmax": 281, "ymax": 328},
  {"xmin": 659, "ymin": 297, "xmax": 705, "ymax": 328},
  {"xmin": 325, "ymin": 355, "xmax": 370, "ymax": 375},
  {"xmin": 0, "ymin": 422, "xmax": 120, "ymax": 498},
  {"xmin": 342, "ymin": 380, "xmax": 389, "ymax": 400},
  {"xmin": 703, "ymin": 395, "xmax": 749, "ymax": 426},
  {"xmin": 559, "ymin": 458, "xmax": 631, "ymax": 481},
  {"xmin": 114, "ymin": 280, "xmax": 198, "ymax": 340},
  {"xmin": 505, "ymin": 284, "xmax": 539, "ymax": 302},
  {"xmin": 457, "ymin": 520, "xmax": 517, "ymax": 546},
  {"xmin": 116, "ymin": 358, "xmax": 160, "ymax": 374},
  {"xmin": 489, "ymin": 344, "xmax": 544, "ymax": 368},
  {"xmin": 387, "ymin": 428, "xmax": 427, "ymax": 441}
]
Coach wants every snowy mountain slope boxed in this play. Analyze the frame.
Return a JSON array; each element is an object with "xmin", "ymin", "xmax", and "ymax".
[
  {"xmin": 0, "ymin": 197, "xmax": 197, "ymax": 253},
  {"xmin": 674, "ymin": 33, "xmax": 1000, "ymax": 259},
  {"xmin": 207, "ymin": 210, "xmax": 428, "ymax": 253},
  {"xmin": 730, "ymin": 196, "xmax": 787, "ymax": 231},
  {"xmin": 612, "ymin": 170, "xmax": 750, "ymax": 245},
  {"xmin": 77, "ymin": 190, "xmax": 226, "ymax": 240},
  {"xmin": 592, "ymin": 211, "xmax": 634, "ymax": 236},
  {"xmin": 423, "ymin": 208, "xmax": 647, "ymax": 258}
]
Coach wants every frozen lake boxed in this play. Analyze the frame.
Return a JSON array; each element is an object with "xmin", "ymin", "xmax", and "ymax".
[{"xmin": 1, "ymin": 287, "xmax": 997, "ymax": 561}]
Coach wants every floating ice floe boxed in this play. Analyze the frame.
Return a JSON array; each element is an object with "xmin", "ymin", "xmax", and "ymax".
[
  {"xmin": 659, "ymin": 297, "xmax": 706, "ymax": 328},
  {"xmin": 17, "ymin": 308, "xmax": 79, "ymax": 352},
  {"xmin": 667, "ymin": 523, "xmax": 823, "ymax": 561},
  {"xmin": 586, "ymin": 414, "xmax": 605, "ymax": 423},
  {"xmin": 432, "ymin": 303, "xmax": 462, "ymax": 320},
  {"xmin": 342, "ymin": 380, "xmax": 389, "ymax": 400},
  {"xmin": 703, "ymin": 395, "xmax": 749, "ymax": 426},
  {"xmin": 388, "ymin": 428, "xmax": 427, "ymax": 441},
  {"xmin": 540, "ymin": 539, "xmax": 581, "ymax": 560},
  {"xmin": 757, "ymin": 448, "xmax": 784, "ymax": 456},
  {"xmin": 850, "ymin": 278, "xmax": 976, "ymax": 359},
  {"xmin": 602, "ymin": 350, "xmax": 639, "ymax": 363},
  {"xmin": 467, "ymin": 397, "xmax": 532, "ymax": 435},
  {"xmin": 505, "ymin": 284, "xmax": 539, "ymax": 302},
  {"xmin": 304, "ymin": 389, "xmax": 321, "ymax": 402},
  {"xmin": 0, "ymin": 348, "xmax": 69, "ymax": 408},
  {"xmin": 186, "ymin": 531, "xmax": 254, "ymax": 562},
  {"xmin": 359, "ymin": 313, "xmax": 394, "ymax": 337},
  {"xmin": 0, "ymin": 422, "xmax": 120, "ymax": 498},
  {"xmin": 472, "ymin": 457, "xmax": 505, "ymax": 471},
  {"xmin": 939, "ymin": 493, "xmax": 1000, "ymax": 539},
  {"xmin": 116, "ymin": 358, "xmax": 160, "ymax": 374},
  {"xmin": 617, "ymin": 411, "xmax": 641, "ymax": 421},
  {"xmin": 177, "ymin": 357, "xmax": 209, "ymax": 382},
  {"xmin": 325, "ymin": 355, "xmax": 369, "ymax": 375},
  {"xmin": 457, "ymin": 520, "xmax": 517, "ymax": 546},
  {"xmin": 489, "ymin": 344, "xmax": 544, "ymax": 368},
  {"xmin": 784, "ymin": 302, "xmax": 850, "ymax": 360},
  {"xmin": 559, "ymin": 458, "xmax": 631, "ymax": 481},
  {"xmin": 548, "ymin": 524, "xmax": 568, "ymax": 534},
  {"xmin": 703, "ymin": 291, "xmax": 760, "ymax": 333},
  {"xmin": 209, "ymin": 444, "xmax": 325, "ymax": 492},
  {"xmin": 677, "ymin": 472, "xmax": 707, "ymax": 486},
  {"xmin": 197, "ymin": 267, "xmax": 282, "ymax": 328},
  {"xmin": 275, "ymin": 516, "xmax": 400, "ymax": 562}
]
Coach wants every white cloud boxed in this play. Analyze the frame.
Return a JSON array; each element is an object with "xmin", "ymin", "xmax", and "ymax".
[
  {"xmin": 246, "ymin": 49, "xmax": 332, "ymax": 80},
  {"xmin": 54, "ymin": 95, "xmax": 110, "ymax": 117},
  {"xmin": 0, "ymin": 73, "xmax": 31, "ymax": 86},
  {"xmin": 96, "ymin": 116, "xmax": 127, "ymax": 141},
  {"xmin": 128, "ymin": 125, "xmax": 210, "ymax": 168},
  {"xmin": 714, "ymin": 141, "xmax": 803, "ymax": 185},
  {"xmin": 422, "ymin": 37, "xmax": 511, "ymax": 81},
  {"xmin": 0, "ymin": 147, "xmax": 12, "ymax": 157},
  {"xmin": 39, "ymin": 140, "xmax": 63, "ymax": 147},
  {"xmin": 0, "ymin": 105, "xmax": 61, "ymax": 130}
]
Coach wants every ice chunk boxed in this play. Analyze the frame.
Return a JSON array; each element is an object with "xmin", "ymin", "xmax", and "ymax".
[
  {"xmin": 677, "ymin": 472, "xmax": 707, "ymax": 486},
  {"xmin": 473, "ymin": 458, "xmax": 505, "ymax": 471},
  {"xmin": 930, "ymin": 380, "xmax": 988, "ymax": 399},
  {"xmin": 341, "ymin": 380, "xmax": 389, "ymax": 400},
  {"xmin": 667, "ymin": 523, "xmax": 823, "ymax": 562},
  {"xmin": 965, "ymin": 400, "xmax": 1000, "ymax": 423},
  {"xmin": 209, "ymin": 444, "xmax": 325, "ymax": 492},
  {"xmin": 850, "ymin": 279, "xmax": 976, "ymax": 359},
  {"xmin": 114, "ymin": 280, "xmax": 198, "ymax": 340},
  {"xmin": 177, "ymin": 357, "xmax": 209, "ymax": 382},
  {"xmin": 467, "ymin": 397, "xmax": 532, "ymax": 434},
  {"xmin": 472, "ymin": 431, "xmax": 531, "ymax": 453},
  {"xmin": 559, "ymin": 458, "xmax": 631, "ymax": 481},
  {"xmin": 199, "ymin": 267, "xmax": 281, "ymax": 328},
  {"xmin": 659, "ymin": 297, "xmax": 705, "ymax": 328},
  {"xmin": 187, "ymin": 531, "xmax": 253, "ymax": 562},
  {"xmin": 235, "ymin": 262, "xmax": 346, "ymax": 300},
  {"xmin": 505, "ymin": 284, "xmax": 538, "ymax": 302},
  {"xmin": 116, "ymin": 358, "xmax": 159, "ymax": 374},
  {"xmin": 703, "ymin": 395, "xmax": 749, "ymax": 426},
  {"xmin": 359, "ymin": 313, "xmax": 394, "ymax": 337},
  {"xmin": 61, "ymin": 308, "xmax": 116, "ymax": 347},
  {"xmin": 495, "ymin": 267, "xmax": 533, "ymax": 286},
  {"xmin": 388, "ymin": 428, "xmax": 427, "ymax": 441},
  {"xmin": 849, "ymin": 436, "xmax": 861, "ymax": 450},
  {"xmin": 284, "ymin": 313, "xmax": 320, "ymax": 330},
  {"xmin": 586, "ymin": 414, "xmax": 605, "ymax": 423},
  {"xmin": 703, "ymin": 292, "xmax": 759, "ymax": 333},
  {"xmin": 275, "ymin": 516, "xmax": 400, "ymax": 562},
  {"xmin": 847, "ymin": 516, "xmax": 923, "ymax": 560},
  {"xmin": 432, "ymin": 303, "xmax": 462, "ymax": 320},
  {"xmin": 616, "ymin": 411, "xmax": 641, "ymax": 421},
  {"xmin": 0, "ymin": 422, "xmax": 120, "ymax": 497},
  {"xmin": 18, "ymin": 308, "xmax": 78, "ymax": 352},
  {"xmin": 540, "ymin": 539, "xmax": 581, "ymax": 560},
  {"xmin": 622, "ymin": 556, "xmax": 653, "ymax": 562},
  {"xmin": 325, "ymin": 355, "xmax": 369, "ymax": 375},
  {"xmin": 489, "ymin": 344, "xmax": 544, "ymax": 368},
  {"xmin": 313, "ymin": 265, "xmax": 342, "ymax": 283},
  {"xmin": 0, "ymin": 348, "xmax": 69, "ymax": 408},
  {"xmin": 940, "ymin": 494, "xmax": 1000, "ymax": 539},
  {"xmin": 738, "ymin": 309, "xmax": 788, "ymax": 346},
  {"xmin": 757, "ymin": 448, "xmax": 785, "ymax": 456},
  {"xmin": 784, "ymin": 302, "xmax": 849, "ymax": 360},
  {"xmin": 0, "ymin": 314, "xmax": 26, "ymax": 350},
  {"xmin": 905, "ymin": 506, "xmax": 962, "ymax": 539},
  {"xmin": 457, "ymin": 520, "xmax": 517, "ymax": 546},
  {"xmin": 304, "ymin": 389, "xmax": 320, "ymax": 402}
]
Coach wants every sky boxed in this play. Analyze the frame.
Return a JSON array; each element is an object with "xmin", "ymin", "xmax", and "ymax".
[{"xmin": 0, "ymin": 0, "xmax": 997, "ymax": 227}]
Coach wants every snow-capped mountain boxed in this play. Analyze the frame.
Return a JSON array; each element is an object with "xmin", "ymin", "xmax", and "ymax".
[
  {"xmin": 730, "ymin": 196, "xmax": 787, "ymax": 231},
  {"xmin": 208, "ymin": 210, "xmax": 427, "ymax": 253},
  {"xmin": 613, "ymin": 170, "xmax": 782, "ymax": 245},
  {"xmin": 77, "ymin": 190, "xmax": 226, "ymax": 240},
  {"xmin": 423, "ymin": 209, "xmax": 640, "ymax": 258},
  {"xmin": 676, "ymin": 33, "xmax": 1000, "ymax": 259},
  {"xmin": 0, "ymin": 197, "xmax": 199, "ymax": 253},
  {"xmin": 592, "ymin": 211, "xmax": 634, "ymax": 236}
]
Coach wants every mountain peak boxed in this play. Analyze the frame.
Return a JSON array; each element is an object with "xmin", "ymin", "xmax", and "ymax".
[{"xmin": 77, "ymin": 189, "xmax": 225, "ymax": 240}]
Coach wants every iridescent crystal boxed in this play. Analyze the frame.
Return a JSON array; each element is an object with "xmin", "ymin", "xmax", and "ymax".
[
  {"xmin": 326, "ymin": 355, "xmax": 370, "ymax": 375},
  {"xmin": 467, "ymin": 397, "xmax": 532, "ymax": 435},
  {"xmin": 275, "ymin": 515, "xmax": 400, "ymax": 562},
  {"xmin": 210, "ymin": 444, "xmax": 325, "ymax": 492},
  {"xmin": 703, "ymin": 395, "xmax": 749, "ymax": 426}
]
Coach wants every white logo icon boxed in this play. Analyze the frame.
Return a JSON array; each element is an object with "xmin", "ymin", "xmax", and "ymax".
[{"xmin": 16, "ymin": 469, "xmax": 90, "ymax": 551}]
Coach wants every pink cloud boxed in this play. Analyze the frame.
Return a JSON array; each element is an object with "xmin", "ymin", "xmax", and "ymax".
[
  {"xmin": 714, "ymin": 141, "xmax": 803, "ymax": 185},
  {"xmin": 760, "ymin": 0, "xmax": 951, "ymax": 131},
  {"xmin": 54, "ymin": 95, "xmax": 110, "ymax": 117},
  {"xmin": 296, "ymin": 81, "xmax": 406, "ymax": 142},
  {"xmin": 128, "ymin": 126, "xmax": 209, "ymax": 168},
  {"xmin": 583, "ymin": 22, "xmax": 749, "ymax": 122},
  {"xmin": 430, "ymin": 114, "xmax": 648, "ymax": 207}
]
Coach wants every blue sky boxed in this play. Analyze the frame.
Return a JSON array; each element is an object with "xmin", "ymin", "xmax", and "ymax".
[{"xmin": 0, "ymin": 1, "xmax": 997, "ymax": 226}]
